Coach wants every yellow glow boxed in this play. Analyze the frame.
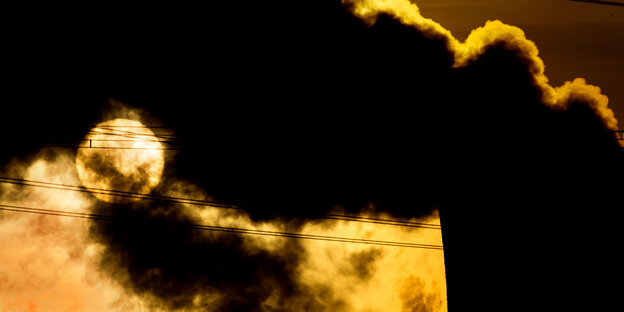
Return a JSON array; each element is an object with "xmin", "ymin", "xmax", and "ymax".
[
  {"xmin": 183, "ymin": 196, "xmax": 447, "ymax": 312},
  {"xmin": 0, "ymin": 153, "xmax": 151, "ymax": 312},
  {"xmin": 75, "ymin": 119, "xmax": 165, "ymax": 203},
  {"xmin": 1, "ymin": 145, "xmax": 447, "ymax": 311},
  {"xmin": 295, "ymin": 212, "xmax": 446, "ymax": 312}
]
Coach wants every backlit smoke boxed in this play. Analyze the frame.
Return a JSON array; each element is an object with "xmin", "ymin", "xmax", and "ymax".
[
  {"xmin": 1, "ymin": 1, "xmax": 622, "ymax": 311},
  {"xmin": 0, "ymin": 115, "xmax": 446, "ymax": 312},
  {"xmin": 344, "ymin": 0, "xmax": 618, "ymax": 130},
  {"xmin": 0, "ymin": 153, "xmax": 146, "ymax": 311}
]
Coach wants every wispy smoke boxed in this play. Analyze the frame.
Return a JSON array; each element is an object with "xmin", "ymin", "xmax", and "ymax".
[{"xmin": 0, "ymin": 153, "xmax": 143, "ymax": 311}]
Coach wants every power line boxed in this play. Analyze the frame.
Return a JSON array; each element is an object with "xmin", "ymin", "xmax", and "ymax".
[
  {"xmin": 0, "ymin": 176, "xmax": 240, "ymax": 210},
  {"xmin": 45, "ymin": 128, "xmax": 624, "ymax": 151},
  {"xmin": 0, "ymin": 177, "xmax": 441, "ymax": 229},
  {"xmin": 44, "ymin": 127, "xmax": 180, "ymax": 149},
  {"xmin": 90, "ymin": 125, "xmax": 174, "ymax": 129},
  {"xmin": 86, "ymin": 131, "xmax": 178, "ymax": 144},
  {"xmin": 0, "ymin": 204, "xmax": 444, "ymax": 250},
  {"xmin": 86, "ymin": 132, "xmax": 177, "ymax": 142},
  {"xmin": 0, "ymin": 176, "xmax": 442, "ymax": 230},
  {"xmin": 81, "ymin": 139, "xmax": 174, "ymax": 142},
  {"xmin": 322, "ymin": 213, "xmax": 441, "ymax": 229},
  {"xmin": 569, "ymin": 0, "xmax": 624, "ymax": 7},
  {"xmin": 70, "ymin": 139, "xmax": 181, "ymax": 149},
  {"xmin": 43, "ymin": 145, "xmax": 183, "ymax": 151},
  {"xmin": 88, "ymin": 128, "xmax": 177, "ymax": 140}
]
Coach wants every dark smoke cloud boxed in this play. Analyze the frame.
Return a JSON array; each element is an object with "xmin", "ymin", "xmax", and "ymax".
[
  {"xmin": 89, "ymin": 195, "xmax": 347, "ymax": 311},
  {"xmin": 2, "ymin": 1, "xmax": 622, "ymax": 311},
  {"xmin": 342, "ymin": 248, "xmax": 383, "ymax": 281},
  {"xmin": 400, "ymin": 276, "xmax": 444, "ymax": 312}
]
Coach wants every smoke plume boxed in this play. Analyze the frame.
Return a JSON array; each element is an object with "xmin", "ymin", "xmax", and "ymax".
[{"xmin": 1, "ymin": 0, "xmax": 622, "ymax": 311}]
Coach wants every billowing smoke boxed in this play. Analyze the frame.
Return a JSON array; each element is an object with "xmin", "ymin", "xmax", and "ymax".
[
  {"xmin": 0, "ymin": 154, "xmax": 141, "ymax": 311},
  {"xmin": 337, "ymin": 1, "xmax": 623, "ymax": 311},
  {"xmin": 345, "ymin": 0, "xmax": 618, "ymax": 130},
  {"xmin": 88, "ymin": 188, "xmax": 325, "ymax": 311},
  {"xmin": 0, "ymin": 149, "xmax": 445, "ymax": 311},
  {"xmin": 1, "ymin": 0, "xmax": 622, "ymax": 311}
]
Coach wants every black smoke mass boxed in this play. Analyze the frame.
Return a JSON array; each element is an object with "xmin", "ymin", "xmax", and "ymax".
[
  {"xmin": 342, "ymin": 248, "xmax": 383, "ymax": 281},
  {"xmin": 2, "ymin": 1, "xmax": 623, "ymax": 311},
  {"xmin": 88, "ymin": 200, "xmax": 332, "ymax": 311}
]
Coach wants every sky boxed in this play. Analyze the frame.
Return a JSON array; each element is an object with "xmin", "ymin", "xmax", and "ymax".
[{"xmin": 0, "ymin": 1, "xmax": 623, "ymax": 312}]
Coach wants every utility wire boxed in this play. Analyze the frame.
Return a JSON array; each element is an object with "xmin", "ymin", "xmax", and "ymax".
[
  {"xmin": 86, "ymin": 132, "xmax": 177, "ymax": 142},
  {"xmin": 0, "ymin": 204, "xmax": 444, "ymax": 250},
  {"xmin": 0, "ymin": 176, "xmax": 442, "ymax": 230},
  {"xmin": 47, "ymin": 127, "xmax": 180, "ymax": 149},
  {"xmin": 88, "ymin": 128, "xmax": 177, "ymax": 140},
  {"xmin": 43, "ymin": 145, "xmax": 182, "ymax": 151},
  {"xmin": 569, "ymin": 0, "xmax": 624, "ymax": 7},
  {"xmin": 46, "ymin": 128, "xmax": 624, "ymax": 150},
  {"xmin": 322, "ymin": 213, "xmax": 441, "ymax": 228},
  {"xmin": 0, "ymin": 176, "xmax": 240, "ymax": 210},
  {"xmin": 85, "ymin": 133, "xmax": 177, "ymax": 145},
  {"xmin": 90, "ymin": 125, "xmax": 174, "ymax": 129}
]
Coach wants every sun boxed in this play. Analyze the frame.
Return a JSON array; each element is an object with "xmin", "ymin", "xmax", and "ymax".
[{"xmin": 75, "ymin": 119, "xmax": 165, "ymax": 203}]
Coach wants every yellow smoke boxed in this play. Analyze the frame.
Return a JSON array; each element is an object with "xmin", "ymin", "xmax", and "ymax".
[
  {"xmin": 1, "ymin": 146, "xmax": 447, "ymax": 311},
  {"xmin": 9, "ymin": 0, "xmax": 620, "ymax": 309},
  {"xmin": 295, "ymin": 212, "xmax": 446, "ymax": 312},
  {"xmin": 176, "ymin": 184, "xmax": 448, "ymax": 311},
  {"xmin": 343, "ymin": 0, "xmax": 619, "ymax": 130},
  {"xmin": 0, "ymin": 153, "xmax": 153, "ymax": 312}
]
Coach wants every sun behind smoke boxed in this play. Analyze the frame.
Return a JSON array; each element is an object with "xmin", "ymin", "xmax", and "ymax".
[{"xmin": 75, "ymin": 119, "xmax": 165, "ymax": 203}]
